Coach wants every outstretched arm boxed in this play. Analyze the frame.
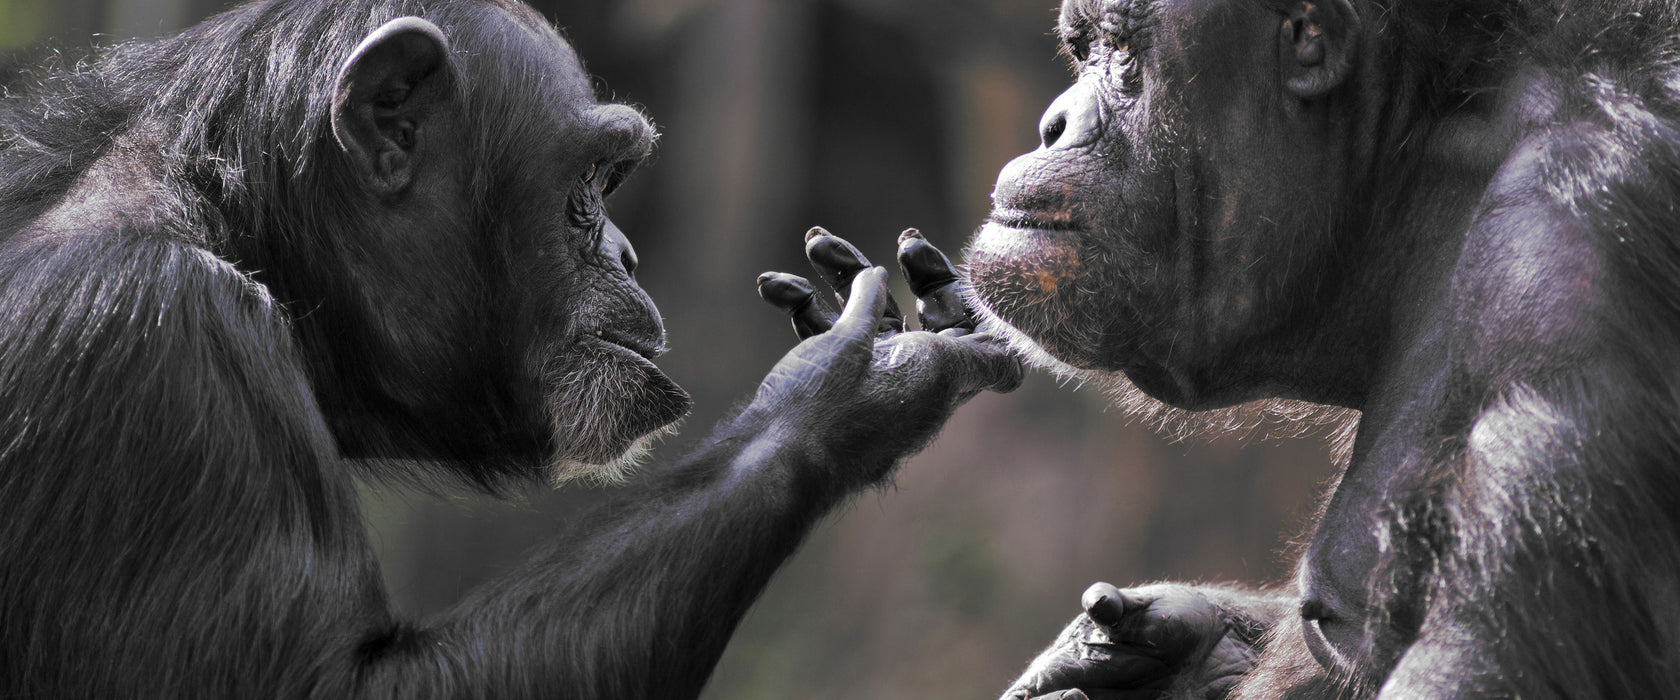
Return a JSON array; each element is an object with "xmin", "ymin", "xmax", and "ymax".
[
  {"xmin": 0, "ymin": 228, "xmax": 1012, "ymax": 699},
  {"xmin": 368, "ymin": 230, "xmax": 1020, "ymax": 698}
]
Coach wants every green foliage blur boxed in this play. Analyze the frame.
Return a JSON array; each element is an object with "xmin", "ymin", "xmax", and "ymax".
[
  {"xmin": 0, "ymin": 1, "xmax": 1342, "ymax": 698},
  {"xmin": 0, "ymin": 2, "xmax": 47, "ymax": 49}
]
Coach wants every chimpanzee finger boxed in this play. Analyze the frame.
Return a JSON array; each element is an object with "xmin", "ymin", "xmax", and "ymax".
[
  {"xmin": 803, "ymin": 226, "xmax": 870, "ymax": 298},
  {"xmin": 805, "ymin": 227, "xmax": 904, "ymax": 333},
  {"xmin": 897, "ymin": 228, "xmax": 975, "ymax": 332},
  {"xmin": 757, "ymin": 272, "xmax": 838, "ymax": 340},
  {"xmin": 1081, "ymin": 582, "xmax": 1144, "ymax": 627}
]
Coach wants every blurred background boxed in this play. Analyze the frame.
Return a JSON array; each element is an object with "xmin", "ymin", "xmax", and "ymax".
[{"xmin": 1, "ymin": 1, "xmax": 1344, "ymax": 697}]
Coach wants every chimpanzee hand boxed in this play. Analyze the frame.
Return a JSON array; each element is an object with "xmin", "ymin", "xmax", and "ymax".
[
  {"xmin": 1000, "ymin": 583, "xmax": 1260, "ymax": 700},
  {"xmin": 749, "ymin": 227, "xmax": 1022, "ymax": 489}
]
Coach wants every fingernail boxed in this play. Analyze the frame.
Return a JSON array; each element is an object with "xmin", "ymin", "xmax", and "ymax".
[
  {"xmin": 898, "ymin": 227, "xmax": 923, "ymax": 243},
  {"xmin": 756, "ymin": 272, "xmax": 775, "ymax": 285},
  {"xmin": 806, "ymin": 226, "xmax": 830, "ymax": 242}
]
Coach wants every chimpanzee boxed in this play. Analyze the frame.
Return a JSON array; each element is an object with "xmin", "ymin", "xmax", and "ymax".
[
  {"xmin": 0, "ymin": 0, "xmax": 1021, "ymax": 697},
  {"xmin": 961, "ymin": 0, "xmax": 1680, "ymax": 697}
]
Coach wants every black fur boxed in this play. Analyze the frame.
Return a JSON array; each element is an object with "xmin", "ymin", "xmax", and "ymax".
[
  {"xmin": 0, "ymin": 231, "xmax": 382, "ymax": 696},
  {"xmin": 0, "ymin": 0, "xmax": 559, "ymax": 487},
  {"xmin": 0, "ymin": 0, "xmax": 1008, "ymax": 696},
  {"xmin": 981, "ymin": 1, "xmax": 1680, "ymax": 697}
]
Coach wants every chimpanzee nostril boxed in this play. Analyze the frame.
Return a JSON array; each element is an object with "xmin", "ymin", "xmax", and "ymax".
[
  {"xmin": 601, "ymin": 220, "xmax": 639, "ymax": 276},
  {"xmin": 1038, "ymin": 83, "xmax": 1103, "ymax": 151},
  {"xmin": 1041, "ymin": 112, "xmax": 1069, "ymax": 149}
]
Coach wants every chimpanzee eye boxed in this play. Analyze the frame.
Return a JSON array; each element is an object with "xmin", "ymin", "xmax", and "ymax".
[
  {"xmin": 1067, "ymin": 37, "xmax": 1091, "ymax": 63},
  {"xmin": 1114, "ymin": 45, "xmax": 1145, "ymax": 93},
  {"xmin": 567, "ymin": 178, "xmax": 605, "ymax": 230},
  {"xmin": 1061, "ymin": 26, "xmax": 1093, "ymax": 65},
  {"xmin": 581, "ymin": 160, "xmax": 620, "ymax": 196}
]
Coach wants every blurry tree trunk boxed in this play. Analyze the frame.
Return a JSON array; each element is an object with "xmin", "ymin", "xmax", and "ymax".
[{"xmin": 647, "ymin": 0, "xmax": 815, "ymax": 417}]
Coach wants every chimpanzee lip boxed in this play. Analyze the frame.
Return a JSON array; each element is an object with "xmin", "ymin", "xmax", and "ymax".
[
  {"xmin": 988, "ymin": 208, "xmax": 1086, "ymax": 233},
  {"xmin": 584, "ymin": 331, "xmax": 666, "ymax": 361}
]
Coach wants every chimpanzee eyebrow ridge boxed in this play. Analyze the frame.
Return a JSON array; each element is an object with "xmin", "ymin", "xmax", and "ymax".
[{"xmin": 1062, "ymin": 0, "xmax": 1154, "ymax": 48}]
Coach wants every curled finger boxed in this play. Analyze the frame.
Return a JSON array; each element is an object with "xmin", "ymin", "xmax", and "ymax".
[
  {"xmin": 897, "ymin": 228, "xmax": 975, "ymax": 332},
  {"xmin": 1082, "ymin": 582, "xmax": 1144, "ymax": 627},
  {"xmin": 806, "ymin": 227, "xmax": 904, "ymax": 333},
  {"xmin": 758, "ymin": 271, "xmax": 838, "ymax": 339}
]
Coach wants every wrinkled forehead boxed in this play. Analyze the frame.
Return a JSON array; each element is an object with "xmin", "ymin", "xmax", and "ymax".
[
  {"xmin": 1058, "ymin": 0, "xmax": 1159, "ymax": 32},
  {"xmin": 1060, "ymin": 0, "xmax": 1117, "ymax": 27}
]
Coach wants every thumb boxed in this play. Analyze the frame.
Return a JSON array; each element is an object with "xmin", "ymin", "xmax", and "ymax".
[{"xmin": 829, "ymin": 266, "xmax": 889, "ymax": 342}]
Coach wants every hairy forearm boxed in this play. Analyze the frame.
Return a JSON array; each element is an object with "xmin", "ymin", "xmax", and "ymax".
[
  {"xmin": 354, "ymin": 245, "xmax": 1015, "ymax": 698},
  {"xmin": 367, "ymin": 415, "xmax": 873, "ymax": 699}
]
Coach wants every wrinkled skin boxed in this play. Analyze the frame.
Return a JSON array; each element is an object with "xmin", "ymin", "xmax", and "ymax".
[{"xmin": 975, "ymin": 0, "xmax": 1680, "ymax": 697}]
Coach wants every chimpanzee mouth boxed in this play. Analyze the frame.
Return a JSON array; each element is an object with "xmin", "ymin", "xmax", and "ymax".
[
  {"xmin": 582, "ymin": 331, "xmax": 667, "ymax": 362},
  {"xmin": 988, "ymin": 208, "xmax": 1086, "ymax": 233}
]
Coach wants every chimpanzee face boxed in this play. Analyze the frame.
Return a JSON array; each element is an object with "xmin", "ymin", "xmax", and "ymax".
[
  {"xmin": 326, "ymin": 7, "xmax": 689, "ymax": 481},
  {"xmin": 966, "ymin": 0, "xmax": 1356, "ymax": 409}
]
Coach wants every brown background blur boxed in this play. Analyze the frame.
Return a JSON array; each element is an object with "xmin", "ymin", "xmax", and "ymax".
[{"xmin": 0, "ymin": 1, "xmax": 1343, "ymax": 697}]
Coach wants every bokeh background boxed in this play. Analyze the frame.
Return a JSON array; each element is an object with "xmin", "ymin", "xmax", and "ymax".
[{"xmin": 1, "ymin": 1, "xmax": 1345, "ymax": 697}]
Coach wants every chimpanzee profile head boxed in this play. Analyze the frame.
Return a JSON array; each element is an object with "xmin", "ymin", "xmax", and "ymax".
[
  {"xmin": 967, "ymin": 0, "xmax": 1369, "ymax": 416},
  {"xmin": 202, "ymin": 0, "xmax": 693, "ymax": 485}
]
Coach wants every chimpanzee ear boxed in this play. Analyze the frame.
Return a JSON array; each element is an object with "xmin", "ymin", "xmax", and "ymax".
[
  {"xmin": 331, "ymin": 17, "xmax": 455, "ymax": 196},
  {"xmin": 1280, "ymin": 0, "xmax": 1359, "ymax": 99}
]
